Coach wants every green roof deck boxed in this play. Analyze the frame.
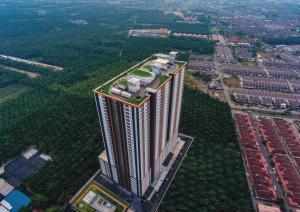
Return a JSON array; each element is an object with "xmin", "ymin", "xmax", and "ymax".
[{"xmin": 131, "ymin": 69, "xmax": 152, "ymax": 77}]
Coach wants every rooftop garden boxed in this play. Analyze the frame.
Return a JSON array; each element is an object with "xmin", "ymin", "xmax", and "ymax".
[
  {"xmin": 126, "ymin": 96, "xmax": 148, "ymax": 106},
  {"xmin": 118, "ymin": 79, "xmax": 128, "ymax": 86},
  {"xmin": 95, "ymin": 57, "xmax": 186, "ymax": 107},
  {"xmin": 100, "ymin": 81, "xmax": 113, "ymax": 95},
  {"xmin": 130, "ymin": 69, "xmax": 152, "ymax": 78},
  {"xmin": 159, "ymin": 75, "xmax": 169, "ymax": 85},
  {"xmin": 175, "ymin": 61, "xmax": 186, "ymax": 69}
]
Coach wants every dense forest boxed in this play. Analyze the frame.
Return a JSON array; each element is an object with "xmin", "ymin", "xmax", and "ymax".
[
  {"xmin": 161, "ymin": 86, "xmax": 252, "ymax": 211},
  {"xmin": 0, "ymin": 68, "xmax": 26, "ymax": 88},
  {"xmin": 0, "ymin": 2, "xmax": 252, "ymax": 211}
]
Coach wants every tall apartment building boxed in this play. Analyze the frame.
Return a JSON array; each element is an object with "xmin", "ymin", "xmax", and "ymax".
[{"xmin": 94, "ymin": 52, "xmax": 186, "ymax": 197}]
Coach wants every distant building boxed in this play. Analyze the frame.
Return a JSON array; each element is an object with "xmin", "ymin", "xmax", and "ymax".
[
  {"xmin": 94, "ymin": 52, "xmax": 185, "ymax": 197},
  {"xmin": 283, "ymin": 45, "xmax": 300, "ymax": 53},
  {"xmin": 229, "ymin": 36, "xmax": 255, "ymax": 47},
  {"xmin": 3, "ymin": 146, "xmax": 52, "ymax": 187}
]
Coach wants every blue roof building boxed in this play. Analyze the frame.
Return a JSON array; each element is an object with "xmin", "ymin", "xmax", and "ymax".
[{"xmin": 0, "ymin": 190, "xmax": 31, "ymax": 212}]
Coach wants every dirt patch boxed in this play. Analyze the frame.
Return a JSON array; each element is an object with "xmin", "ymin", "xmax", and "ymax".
[
  {"xmin": 257, "ymin": 52, "xmax": 271, "ymax": 60},
  {"xmin": 0, "ymin": 85, "xmax": 31, "ymax": 104},
  {"xmin": 0, "ymin": 65, "xmax": 40, "ymax": 78},
  {"xmin": 185, "ymin": 74, "xmax": 226, "ymax": 102},
  {"xmin": 210, "ymin": 90, "xmax": 226, "ymax": 102},
  {"xmin": 185, "ymin": 73, "xmax": 209, "ymax": 94},
  {"xmin": 223, "ymin": 77, "xmax": 241, "ymax": 88}
]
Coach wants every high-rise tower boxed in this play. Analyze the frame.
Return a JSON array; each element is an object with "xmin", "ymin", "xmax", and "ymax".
[{"xmin": 94, "ymin": 52, "xmax": 185, "ymax": 197}]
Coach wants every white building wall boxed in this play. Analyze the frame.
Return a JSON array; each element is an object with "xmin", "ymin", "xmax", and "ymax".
[
  {"xmin": 161, "ymin": 81, "xmax": 171, "ymax": 161},
  {"xmin": 99, "ymin": 158, "xmax": 111, "ymax": 179},
  {"xmin": 138, "ymin": 101, "xmax": 151, "ymax": 195},
  {"xmin": 155, "ymin": 90, "xmax": 164, "ymax": 181},
  {"xmin": 169, "ymin": 74, "xmax": 179, "ymax": 150},
  {"xmin": 110, "ymin": 165, "xmax": 118, "ymax": 183},
  {"xmin": 123, "ymin": 105, "xmax": 139, "ymax": 194},
  {"xmin": 98, "ymin": 95, "xmax": 118, "ymax": 183},
  {"xmin": 133, "ymin": 107, "xmax": 142, "ymax": 195},
  {"xmin": 175, "ymin": 68, "xmax": 185, "ymax": 139},
  {"xmin": 99, "ymin": 159, "xmax": 107, "ymax": 176},
  {"xmin": 162, "ymin": 81, "xmax": 170, "ymax": 153},
  {"xmin": 138, "ymin": 106, "xmax": 145, "ymax": 186},
  {"xmin": 143, "ymin": 101, "xmax": 151, "ymax": 175},
  {"xmin": 154, "ymin": 91, "xmax": 161, "ymax": 161}
]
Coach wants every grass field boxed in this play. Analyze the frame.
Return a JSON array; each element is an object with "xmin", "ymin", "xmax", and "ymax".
[
  {"xmin": 0, "ymin": 84, "xmax": 30, "ymax": 104},
  {"xmin": 240, "ymin": 61, "xmax": 258, "ymax": 67}
]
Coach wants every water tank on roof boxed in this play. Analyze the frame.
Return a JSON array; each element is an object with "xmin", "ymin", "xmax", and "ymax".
[
  {"xmin": 128, "ymin": 78, "xmax": 141, "ymax": 93},
  {"xmin": 121, "ymin": 91, "xmax": 132, "ymax": 98}
]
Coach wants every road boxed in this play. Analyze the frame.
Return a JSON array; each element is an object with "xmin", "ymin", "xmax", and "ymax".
[{"xmin": 0, "ymin": 54, "xmax": 63, "ymax": 71}]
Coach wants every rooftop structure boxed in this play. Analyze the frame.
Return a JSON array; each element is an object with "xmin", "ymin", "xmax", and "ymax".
[
  {"xmin": 0, "ymin": 190, "xmax": 31, "ymax": 212},
  {"xmin": 257, "ymin": 203, "xmax": 281, "ymax": 212},
  {"xmin": 283, "ymin": 45, "xmax": 300, "ymax": 53},
  {"xmin": 0, "ymin": 179, "xmax": 14, "ymax": 198},
  {"xmin": 22, "ymin": 146, "xmax": 38, "ymax": 160},
  {"xmin": 94, "ymin": 53, "xmax": 184, "ymax": 107},
  {"xmin": 229, "ymin": 36, "xmax": 255, "ymax": 47}
]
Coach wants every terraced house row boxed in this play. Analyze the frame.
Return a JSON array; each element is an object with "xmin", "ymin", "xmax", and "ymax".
[
  {"xmin": 235, "ymin": 114, "xmax": 277, "ymax": 202},
  {"xmin": 235, "ymin": 113, "xmax": 300, "ymax": 209}
]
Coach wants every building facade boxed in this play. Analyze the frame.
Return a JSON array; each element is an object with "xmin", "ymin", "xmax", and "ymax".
[{"xmin": 94, "ymin": 53, "xmax": 185, "ymax": 197}]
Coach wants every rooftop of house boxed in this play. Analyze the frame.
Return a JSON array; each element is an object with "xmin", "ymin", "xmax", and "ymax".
[
  {"xmin": 94, "ymin": 52, "xmax": 186, "ymax": 106},
  {"xmin": 1, "ymin": 190, "xmax": 31, "ymax": 212}
]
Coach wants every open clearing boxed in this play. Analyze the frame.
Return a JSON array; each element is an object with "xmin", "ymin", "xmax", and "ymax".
[
  {"xmin": 0, "ymin": 85, "xmax": 31, "ymax": 104},
  {"xmin": 185, "ymin": 73, "xmax": 209, "ymax": 94},
  {"xmin": 223, "ymin": 76, "xmax": 241, "ymax": 88},
  {"xmin": 0, "ymin": 54, "xmax": 63, "ymax": 71},
  {"xmin": 0, "ymin": 64, "xmax": 40, "ymax": 78}
]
